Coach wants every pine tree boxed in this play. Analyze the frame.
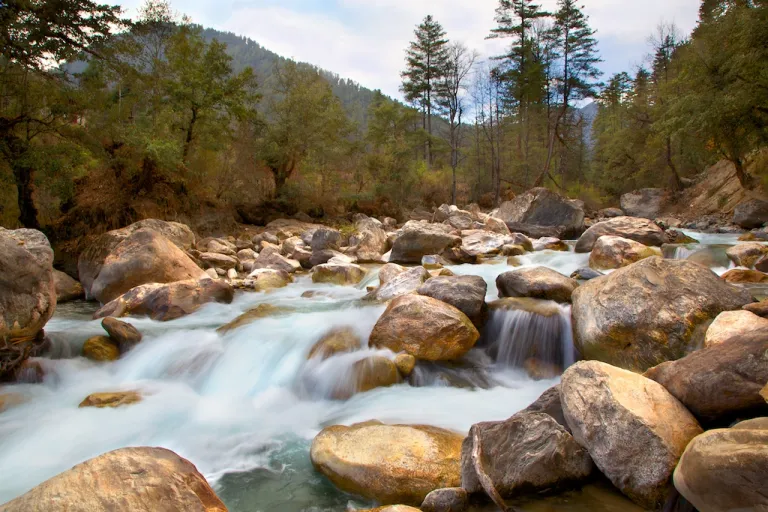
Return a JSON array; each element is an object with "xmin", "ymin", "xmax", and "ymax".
[
  {"xmin": 400, "ymin": 15, "xmax": 449, "ymax": 168},
  {"xmin": 537, "ymin": 0, "xmax": 601, "ymax": 187}
]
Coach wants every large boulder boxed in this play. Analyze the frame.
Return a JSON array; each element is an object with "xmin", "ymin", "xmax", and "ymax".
[
  {"xmin": 369, "ymin": 295, "xmax": 479, "ymax": 361},
  {"xmin": 82, "ymin": 335, "xmax": 120, "ymax": 361},
  {"xmin": 733, "ymin": 198, "xmax": 768, "ymax": 229},
  {"xmin": 0, "ymin": 447, "xmax": 227, "ymax": 512},
  {"xmin": 571, "ymin": 257, "xmax": 753, "ymax": 371},
  {"xmin": 77, "ymin": 220, "xmax": 195, "ymax": 296},
  {"xmin": 310, "ymin": 227, "xmax": 342, "ymax": 252},
  {"xmin": 390, "ymin": 223, "xmax": 461, "ymax": 264},
  {"xmin": 721, "ymin": 268, "xmax": 768, "ymax": 283},
  {"xmin": 94, "ymin": 279, "xmax": 234, "ymax": 322},
  {"xmin": 310, "ymin": 422, "xmax": 463, "ymax": 505},
  {"xmin": 53, "ymin": 269, "xmax": 84, "ymax": 303},
  {"xmin": 366, "ymin": 266, "xmax": 430, "ymax": 302},
  {"xmin": 703, "ymin": 310, "xmax": 768, "ymax": 347},
  {"xmin": 199, "ymin": 252, "xmax": 238, "ymax": 271},
  {"xmin": 561, "ymin": 361, "xmax": 703, "ymax": 509},
  {"xmin": 0, "ymin": 228, "xmax": 56, "ymax": 349},
  {"xmin": 461, "ymin": 412, "xmax": 593, "ymax": 499},
  {"xmin": 497, "ymin": 188, "xmax": 585, "ymax": 238},
  {"xmin": 102, "ymin": 317, "xmax": 142, "ymax": 352},
  {"xmin": 620, "ymin": 188, "xmax": 669, "ymax": 219},
  {"xmin": 496, "ymin": 267, "xmax": 578, "ymax": 303},
  {"xmin": 244, "ymin": 268, "xmax": 292, "ymax": 292},
  {"xmin": 645, "ymin": 327, "xmax": 768, "ymax": 423},
  {"xmin": 674, "ymin": 427, "xmax": 768, "ymax": 512},
  {"xmin": 725, "ymin": 242, "xmax": 768, "ymax": 268},
  {"xmin": 589, "ymin": 236, "xmax": 661, "ymax": 270},
  {"xmin": 417, "ymin": 275, "xmax": 488, "ymax": 327},
  {"xmin": 85, "ymin": 229, "xmax": 204, "ymax": 304},
  {"xmin": 575, "ymin": 217, "xmax": 667, "ymax": 253},
  {"xmin": 252, "ymin": 250, "xmax": 301, "ymax": 274},
  {"xmin": 420, "ymin": 488, "xmax": 468, "ymax": 512}
]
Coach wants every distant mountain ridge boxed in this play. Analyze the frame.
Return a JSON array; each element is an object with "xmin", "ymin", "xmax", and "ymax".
[{"xmin": 201, "ymin": 28, "xmax": 378, "ymax": 129}]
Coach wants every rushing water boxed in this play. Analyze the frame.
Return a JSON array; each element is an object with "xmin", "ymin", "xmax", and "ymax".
[{"xmin": 0, "ymin": 233, "xmax": 755, "ymax": 510}]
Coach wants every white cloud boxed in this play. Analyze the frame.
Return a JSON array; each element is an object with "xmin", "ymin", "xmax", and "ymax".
[{"xmin": 113, "ymin": 0, "xmax": 701, "ymax": 97}]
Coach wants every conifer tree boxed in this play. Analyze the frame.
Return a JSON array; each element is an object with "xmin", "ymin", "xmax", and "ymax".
[{"xmin": 401, "ymin": 15, "xmax": 449, "ymax": 167}]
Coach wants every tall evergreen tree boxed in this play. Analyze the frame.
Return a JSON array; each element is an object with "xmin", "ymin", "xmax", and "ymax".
[{"xmin": 400, "ymin": 15, "xmax": 449, "ymax": 168}]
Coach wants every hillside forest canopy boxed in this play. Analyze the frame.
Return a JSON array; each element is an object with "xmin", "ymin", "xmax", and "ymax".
[{"xmin": 0, "ymin": 0, "xmax": 767, "ymax": 237}]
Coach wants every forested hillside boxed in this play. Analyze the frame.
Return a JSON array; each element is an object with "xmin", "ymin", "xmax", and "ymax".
[{"xmin": 0, "ymin": 0, "xmax": 766, "ymax": 239}]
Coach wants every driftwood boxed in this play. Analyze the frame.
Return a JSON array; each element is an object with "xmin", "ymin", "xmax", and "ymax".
[
  {"xmin": 470, "ymin": 426, "xmax": 518, "ymax": 512},
  {"xmin": 0, "ymin": 331, "xmax": 45, "ymax": 381}
]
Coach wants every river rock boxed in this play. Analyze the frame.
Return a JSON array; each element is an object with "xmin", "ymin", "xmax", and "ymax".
[
  {"xmin": 726, "ymin": 242, "xmax": 768, "ymax": 268},
  {"xmin": 216, "ymin": 304, "xmax": 291, "ymax": 334},
  {"xmin": 589, "ymin": 235, "xmax": 661, "ymax": 270},
  {"xmin": 532, "ymin": 237, "xmax": 568, "ymax": 251},
  {"xmin": 645, "ymin": 327, "xmax": 768, "ymax": 423},
  {"xmin": 460, "ymin": 231, "xmax": 511, "ymax": 257},
  {"xmin": 311, "ymin": 263, "xmax": 367, "ymax": 285},
  {"xmin": 86, "ymin": 229, "xmax": 204, "ymax": 304},
  {"xmin": 82, "ymin": 335, "xmax": 120, "ymax": 361},
  {"xmin": 703, "ymin": 310, "xmax": 768, "ymax": 347},
  {"xmin": 421, "ymin": 488, "xmax": 468, "ymax": 512},
  {"xmin": 417, "ymin": 275, "xmax": 488, "ymax": 327},
  {"xmin": 0, "ymin": 228, "xmax": 56, "ymax": 344},
  {"xmin": 620, "ymin": 188, "xmax": 669, "ymax": 219},
  {"xmin": 733, "ymin": 198, "xmax": 768, "ymax": 229},
  {"xmin": 369, "ymin": 295, "xmax": 479, "ymax": 361},
  {"xmin": 205, "ymin": 239, "xmax": 236, "ymax": 256},
  {"xmin": 390, "ymin": 223, "xmax": 461, "ymax": 264},
  {"xmin": 461, "ymin": 412, "xmax": 593, "ymax": 499},
  {"xmin": 496, "ymin": 267, "xmax": 578, "ymax": 303},
  {"xmin": 94, "ymin": 279, "xmax": 234, "ymax": 322},
  {"xmin": 351, "ymin": 217, "xmax": 389, "ymax": 262},
  {"xmin": 484, "ymin": 216, "xmax": 510, "ymax": 235},
  {"xmin": 570, "ymin": 267, "xmax": 603, "ymax": 281},
  {"xmin": 497, "ymin": 188, "xmax": 585, "ymax": 238},
  {"xmin": 0, "ymin": 446, "xmax": 227, "ymax": 511},
  {"xmin": 575, "ymin": 217, "xmax": 667, "ymax": 253},
  {"xmin": 674, "ymin": 427, "xmax": 768, "ymax": 512},
  {"xmin": 333, "ymin": 356, "xmax": 401, "ymax": 400},
  {"xmin": 521, "ymin": 385, "xmax": 569, "ymax": 430},
  {"xmin": 501, "ymin": 244, "xmax": 525, "ymax": 256},
  {"xmin": 310, "ymin": 227, "xmax": 342, "ymax": 252},
  {"xmin": 101, "ymin": 317, "xmax": 142, "ymax": 352},
  {"xmin": 560, "ymin": 361, "xmax": 703, "ymax": 509},
  {"xmin": 308, "ymin": 327, "xmax": 362, "ymax": 360},
  {"xmin": 252, "ymin": 250, "xmax": 301, "ymax": 274},
  {"xmin": 244, "ymin": 268, "xmax": 292, "ymax": 292},
  {"xmin": 200, "ymin": 252, "xmax": 238, "ymax": 270},
  {"xmin": 236, "ymin": 248, "xmax": 257, "ymax": 262},
  {"xmin": 721, "ymin": 268, "xmax": 768, "ymax": 283},
  {"xmin": 744, "ymin": 299, "xmax": 768, "ymax": 317},
  {"xmin": 571, "ymin": 257, "xmax": 753, "ymax": 371},
  {"xmin": 53, "ymin": 269, "xmax": 84, "ymax": 303},
  {"xmin": 366, "ymin": 266, "xmax": 430, "ymax": 301},
  {"xmin": 79, "ymin": 391, "xmax": 142, "ymax": 408},
  {"xmin": 598, "ymin": 207, "xmax": 624, "ymax": 218},
  {"xmin": 310, "ymin": 422, "xmax": 463, "ymax": 505},
  {"xmin": 379, "ymin": 263, "xmax": 406, "ymax": 285},
  {"xmin": 394, "ymin": 353, "xmax": 416, "ymax": 377}
]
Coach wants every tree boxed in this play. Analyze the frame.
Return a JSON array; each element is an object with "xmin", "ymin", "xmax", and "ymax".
[
  {"xmin": 165, "ymin": 24, "xmax": 259, "ymax": 165},
  {"xmin": 400, "ymin": 15, "xmax": 449, "ymax": 168},
  {"xmin": 0, "ymin": 0, "xmax": 125, "ymax": 228},
  {"xmin": 534, "ymin": 0, "xmax": 601, "ymax": 187},
  {"xmin": 438, "ymin": 42, "xmax": 477, "ymax": 203},
  {"xmin": 665, "ymin": 0, "xmax": 768, "ymax": 186},
  {"xmin": 260, "ymin": 61, "xmax": 351, "ymax": 197}
]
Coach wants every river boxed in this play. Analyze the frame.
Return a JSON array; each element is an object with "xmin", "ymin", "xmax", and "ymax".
[{"xmin": 0, "ymin": 231, "xmax": 756, "ymax": 511}]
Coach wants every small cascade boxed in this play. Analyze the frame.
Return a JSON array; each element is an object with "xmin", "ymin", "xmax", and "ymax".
[
  {"xmin": 481, "ymin": 298, "xmax": 575, "ymax": 376},
  {"xmin": 409, "ymin": 350, "xmax": 498, "ymax": 390},
  {"xmin": 663, "ymin": 244, "xmax": 698, "ymax": 260}
]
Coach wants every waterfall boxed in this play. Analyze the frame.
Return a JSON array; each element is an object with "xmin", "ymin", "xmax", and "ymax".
[{"xmin": 481, "ymin": 299, "xmax": 575, "ymax": 376}]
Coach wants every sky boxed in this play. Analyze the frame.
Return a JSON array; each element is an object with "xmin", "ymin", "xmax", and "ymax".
[{"xmin": 114, "ymin": 0, "xmax": 702, "ymax": 99}]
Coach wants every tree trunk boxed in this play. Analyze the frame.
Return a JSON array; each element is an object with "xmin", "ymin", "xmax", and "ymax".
[
  {"xmin": 666, "ymin": 136, "xmax": 683, "ymax": 191},
  {"xmin": 182, "ymin": 107, "xmax": 198, "ymax": 164},
  {"xmin": 733, "ymin": 157, "xmax": 748, "ymax": 188},
  {"xmin": 13, "ymin": 162, "xmax": 40, "ymax": 229}
]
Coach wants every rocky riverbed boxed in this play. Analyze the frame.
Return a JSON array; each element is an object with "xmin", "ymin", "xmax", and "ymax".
[{"xmin": 1, "ymin": 189, "xmax": 767, "ymax": 511}]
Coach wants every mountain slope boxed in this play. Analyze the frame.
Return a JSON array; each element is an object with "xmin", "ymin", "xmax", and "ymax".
[{"xmin": 201, "ymin": 28, "xmax": 378, "ymax": 128}]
